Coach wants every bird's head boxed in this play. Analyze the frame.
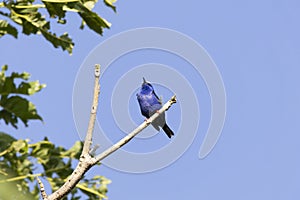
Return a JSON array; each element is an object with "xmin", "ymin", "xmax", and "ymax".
[{"xmin": 140, "ymin": 77, "xmax": 154, "ymax": 94}]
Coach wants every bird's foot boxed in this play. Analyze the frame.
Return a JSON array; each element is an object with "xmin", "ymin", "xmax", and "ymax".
[{"xmin": 144, "ymin": 118, "xmax": 151, "ymax": 123}]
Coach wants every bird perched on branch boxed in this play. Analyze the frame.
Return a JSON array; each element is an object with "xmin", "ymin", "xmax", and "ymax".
[{"xmin": 136, "ymin": 78, "xmax": 174, "ymax": 138}]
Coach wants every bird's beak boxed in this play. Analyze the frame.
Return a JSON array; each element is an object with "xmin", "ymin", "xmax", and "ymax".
[{"xmin": 143, "ymin": 77, "xmax": 147, "ymax": 84}]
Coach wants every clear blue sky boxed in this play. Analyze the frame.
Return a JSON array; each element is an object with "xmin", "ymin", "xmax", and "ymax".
[{"xmin": 1, "ymin": 0, "xmax": 300, "ymax": 199}]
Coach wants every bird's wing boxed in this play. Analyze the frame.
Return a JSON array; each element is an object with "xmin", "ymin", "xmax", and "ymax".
[
  {"xmin": 152, "ymin": 90, "xmax": 162, "ymax": 105},
  {"xmin": 158, "ymin": 96, "xmax": 163, "ymax": 104}
]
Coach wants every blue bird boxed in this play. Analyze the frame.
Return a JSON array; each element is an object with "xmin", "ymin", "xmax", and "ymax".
[{"xmin": 136, "ymin": 78, "xmax": 174, "ymax": 138}]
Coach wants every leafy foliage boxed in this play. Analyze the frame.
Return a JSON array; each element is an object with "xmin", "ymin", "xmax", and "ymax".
[
  {"xmin": 77, "ymin": 176, "xmax": 111, "ymax": 200},
  {"xmin": 68, "ymin": 1, "xmax": 111, "ymax": 35},
  {"xmin": 0, "ymin": 134, "xmax": 110, "ymax": 200},
  {"xmin": 104, "ymin": 0, "xmax": 117, "ymax": 12},
  {"xmin": 0, "ymin": 0, "xmax": 117, "ymax": 198},
  {"xmin": 0, "ymin": 65, "xmax": 45, "ymax": 128},
  {"xmin": 0, "ymin": 0, "xmax": 117, "ymax": 54},
  {"xmin": 0, "ymin": 19, "xmax": 18, "ymax": 38}
]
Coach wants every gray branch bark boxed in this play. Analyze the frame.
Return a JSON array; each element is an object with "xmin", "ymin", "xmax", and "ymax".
[{"xmin": 39, "ymin": 64, "xmax": 177, "ymax": 200}]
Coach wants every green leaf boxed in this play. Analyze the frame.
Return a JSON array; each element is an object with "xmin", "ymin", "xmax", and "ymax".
[
  {"xmin": 0, "ymin": 132, "xmax": 16, "ymax": 152},
  {"xmin": 8, "ymin": 1, "xmax": 74, "ymax": 54},
  {"xmin": 0, "ymin": 20, "xmax": 18, "ymax": 38},
  {"xmin": 0, "ymin": 136, "xmax": 110, "ymax": 199},
  {"xmin": 40, "ymin": 30, "xmax": 74, "ymax": 54},
  {"xmin": 0, "ymin": 96, "xmax": 43, "ymax": 128},
  {"xmin": 10, "ymin": 71, "xmax": 31, "ymax": 81},
  {"xmin": 68, "ymin": 2, "xmax": 111, "ymax": 35},
  {"xmin": 17, "ymin": 80, "xmax": 46, "ymax": 96},
  {"xmin": 1, "ymin": 0, "xmax": 116, "ymax": 53},
  {"xmin": 83, "ymin": 0, "xmax": 97, "ymax": 10},
  {"xmin": 42, "ymin": 0, "xmax": 79, "ymax": 2},
  {"xmin": 61, "ymin": 141, "xmax": 83, "ymax": 159},
  {"xmin": 30, "ymin": 140, "xmax": 54, "ymax": 164},
  {"xmin": 104, "ymin": 0, "xmax": 117, "ymax": 12},
  {"xmin": 77, "ymin": 182, "xmax": 108, "ymax": 199},
  {"xmin": 21, "ymin": 18, "xmax": 40, "ymax": 35},
  {"xmin": 0, "ymin": 110, "xmax": 18, "ymax": 128},
  {"xmin": 0, "ymin": 65, "xmax": 45, "ymax": 96},
  {"xmin": 43, "ymin": 2, "xmax": 66, "ymax": 21},
  {"xmin": 77, "ymin": 176, "xmax": 111, "ymax": 199},
  {"xmin": 1, "ymin": 65, "xmax": 8, "ymax": 71},
  {"xmin": 0, "ymin": 181, "xmax": 37, "ymax": 200},
  {"xmin": 11, "ymin": 140, "xmax": 29, "ymax": 154},
  {"xmin": 0, "ymin": 66, "xmax": 44, "ymax": 128}
]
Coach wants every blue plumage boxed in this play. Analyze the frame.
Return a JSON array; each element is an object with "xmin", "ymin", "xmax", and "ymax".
[{"xmin": 136, "ymin": 78, "xmax": 174, "ymax": 138}]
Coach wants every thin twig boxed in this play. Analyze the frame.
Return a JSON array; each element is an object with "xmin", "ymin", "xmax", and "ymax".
[
  {"xmin": 44, "ymin": 64, "xmax": 177, "ymax": 200},
  {"xmin": 37, "ymin": 177, "xmax": 48, "ymax": 199},
  {"xmin": 82, "ymin": 64, "xmax": 100, "ymax": 155},
  {"xmin": 92, "ymin": 95, "xmax": 177, "ymax": 164},
  {"xmin": 46, "ymin": 64, "xmax": 100, "ymax": 200}
]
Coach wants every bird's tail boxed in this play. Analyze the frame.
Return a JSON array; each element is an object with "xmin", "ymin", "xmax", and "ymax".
[{"xmin": 162, "ymin": 123, "xmax": 174, "ymax": 138}]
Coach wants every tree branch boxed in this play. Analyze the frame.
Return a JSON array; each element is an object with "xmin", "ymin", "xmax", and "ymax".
[
  {"xmin": 82, "ymin": 64, "xmax": 100, "ymax": 155},
  {"xmin": 45, "ymin": 64, "xmax": 100, "ymax": 200},
  {"xmin": 91, "ymin": 95, "xmax": 177, "ymax": 164},
  {"xmin": 37, "ymin": 177, "xmax": 48, "ymax": 199},
  {"xmin": 41, "ymin": 64, "xmax": 177, "ymax": 199}
]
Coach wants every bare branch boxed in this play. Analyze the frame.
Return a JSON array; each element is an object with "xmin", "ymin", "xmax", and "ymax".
[
  {"xmin": 82, "ymin": 64, "xmax": 100, "ymax": 155},
  {"xmin": 92, "ymin": 95, "xmax": 177, "ymax": 164},
  {"xmin": 46, "ymin": 64, "xmax": 100, "ymax": 200},
  {"xmin": 37, "ymin": 176, "xmax": 48, "ymax": 199},
  {"xmin": 43, "ymin": 64, "xmax": 177, "ymax": 200}
]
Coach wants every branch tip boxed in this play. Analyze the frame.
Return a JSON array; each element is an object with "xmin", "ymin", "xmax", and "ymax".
[
  {"xmin": 37, "ymin": 176, "xmax": 48, "ymax": 199},
  {"xmin": 95, "ymin": 64, "xmax": 101, "ymax": 77},
  {"xmin": 93, "ymin": 94, "xmax": 177, "ymax": 163},
  {"xmin": 46, "ymin": 64, "xmax": 102, "ymax": 199},
  {"xmin": 170, "ymin": 95, "xmax": 177, "ymax": 104},
  {"xmin": 44, "ymin": 65, "xmax": 176, "ymax": 199}
]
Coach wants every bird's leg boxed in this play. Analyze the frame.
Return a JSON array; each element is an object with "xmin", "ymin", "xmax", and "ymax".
[{"xmin": 144, "ymin": 111, "xmax": 160, "ymax": 124}]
